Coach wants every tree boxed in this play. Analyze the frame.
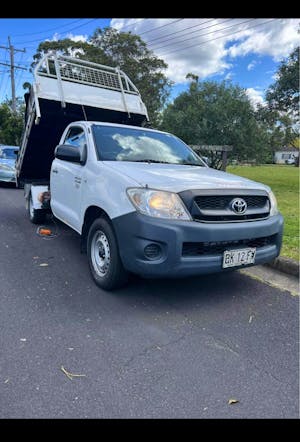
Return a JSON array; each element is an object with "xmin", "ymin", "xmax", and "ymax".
[
  {"xmin": 266, "ymin": 47, "xmax": 299, "ymax": 115},
  {"xmin": 265, "ymin": 47, "xmax": 299, "ymax": 166},
  {"xmin": 32, "ymin": 28, "xmax": 172, "ymax": 125},
  {"xmin": 32, "ymin": 38, "xmax": 94, "ymax": 64},
  {"xmin": 0, "ymin": 99, "xmax": 24, "ymax": 146},
  {"xmin": 160, "ymin": 78, "xmax": 271, "ymax": 165},
  {"xmin": 255, "ymin": 104, "xmax": 297, "ymax": 152}
]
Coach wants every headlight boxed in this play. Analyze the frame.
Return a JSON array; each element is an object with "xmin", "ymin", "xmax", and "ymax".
[
  {"xmin": 268, "ymin": 190, "xmax": 278, "ymax": 216},
  {"xmin": 127, "ymin": 188, "xmax": 191, "ymax": 220}
]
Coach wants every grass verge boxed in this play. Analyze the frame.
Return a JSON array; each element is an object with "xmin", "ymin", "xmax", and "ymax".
[{"xmin": 227, "ymin": 165, "xmax": 299, "ymax": 261}]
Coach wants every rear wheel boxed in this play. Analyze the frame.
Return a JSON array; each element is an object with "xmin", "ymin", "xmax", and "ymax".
[
  {"xmin": 27, "ymin": 193, "xmax": 46, "ymax": 224},
  {"xmin": 87, "ymin": 217, "xmax": 128, "ymax": 291}
]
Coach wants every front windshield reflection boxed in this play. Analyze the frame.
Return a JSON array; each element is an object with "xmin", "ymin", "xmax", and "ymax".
[{"xmin": 92, "ymin": 125, "xmax": 205, "ymax": 166}]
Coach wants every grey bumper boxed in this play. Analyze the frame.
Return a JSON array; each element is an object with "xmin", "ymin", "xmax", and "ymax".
[{"xmin": 112, "ymin": 212, "xmax": 284, "ymax": 278}]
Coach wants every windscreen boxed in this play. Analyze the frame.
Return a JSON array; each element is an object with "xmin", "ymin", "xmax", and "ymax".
[{"xmin": 92, "ymin": 125, "xmax": 205, "ymax": 166}]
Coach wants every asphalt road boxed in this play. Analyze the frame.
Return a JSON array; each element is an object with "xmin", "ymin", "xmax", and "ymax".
[{"xmin": 0, "ymin": 184, "xmax": 299, "ymax": 419}]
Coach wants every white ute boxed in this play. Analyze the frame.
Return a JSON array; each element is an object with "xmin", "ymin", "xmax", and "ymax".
[{"xmin": 16, "ymin": 53, "xmax": 283, "ymax": 290}]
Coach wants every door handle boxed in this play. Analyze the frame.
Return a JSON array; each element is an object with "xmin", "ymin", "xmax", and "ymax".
[{"xmin": 52, "ymin": 169, "xmax": 58, "ymax": 174}]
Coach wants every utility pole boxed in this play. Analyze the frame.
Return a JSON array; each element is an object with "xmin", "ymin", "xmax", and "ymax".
[{"xmin": 0, "ymin": 37, "xmax": 26, "ymax": 112}]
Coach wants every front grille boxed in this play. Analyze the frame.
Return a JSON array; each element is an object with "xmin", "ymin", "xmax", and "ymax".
[
  {"xmin": 194, "ymin": 195, "xmax": 267, "ymax": 210},
  {"xmin": 193, "ymin": 213, "xmax": 269, "ymax": 222},
  {"xmin": 193, "ymin": 194, "xmax": 270, "ymax": 222},
  {"xmin": 182, "ymin": 235, "xmax": 276, "ymax": 257}
]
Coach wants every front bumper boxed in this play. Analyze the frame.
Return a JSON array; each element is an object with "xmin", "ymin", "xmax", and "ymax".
[{"xmin": 112, "ymin": 212, "xmax": 284, "ymax": 278}]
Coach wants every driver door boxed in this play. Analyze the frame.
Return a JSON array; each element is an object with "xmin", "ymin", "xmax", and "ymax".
[{"xmin": 51, "ymin": 125, "xmax": 87, "ymax": 232}]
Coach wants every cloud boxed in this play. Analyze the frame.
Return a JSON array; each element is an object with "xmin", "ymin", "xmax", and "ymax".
[
  {"xmin": 111, "ymin": 18, "xmax": 299, "ymax": 84},
  {"xmin": 111, "ymin": 18, "xmax": 232, "ymax": 83},
  {"xmin": 246, "ymin": 87, "xmax": 265, "ymax": 107},
  {"xmin": 66, "ymin": 34, "xmax": 88, "ymax": 43},
  {"xmin": 247, "ymin": 60, "xmax": 256, "ymax": 71},
  {"xmin": 48, "ymin": 33, "xmax": 88, "ymax": 42},
  {"xmin": 224, "ymin": 72, "xmax": 234, "ymax": 80},
  {"xmin": 228, "ymin": 19, "xmax": 299, "ymax": 61},
  {"xmin": 48, "ymin": 32, "xmax": 60, "ymax": 42}
]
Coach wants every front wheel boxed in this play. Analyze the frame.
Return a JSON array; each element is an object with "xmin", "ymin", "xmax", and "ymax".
[
  {"xmin": 27, "ymin": 193, "xmax": 46, "ymax": 224},
  {"xmin": 87, "ymin": 217, "xmax": 128, "ymax": 291}
]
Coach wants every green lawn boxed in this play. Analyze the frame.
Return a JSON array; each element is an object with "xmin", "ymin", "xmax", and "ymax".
[{"xmin": 227, "ymin": 165, "xmax": 299, "ymax": 261}]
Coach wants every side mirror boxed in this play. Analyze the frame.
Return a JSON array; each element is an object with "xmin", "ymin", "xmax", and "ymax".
[{"xmin": 55, "ymin": 144, "xmax": 83, "ymax": 164}]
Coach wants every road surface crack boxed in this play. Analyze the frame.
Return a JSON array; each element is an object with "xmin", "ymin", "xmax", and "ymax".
[
  {"xmin": 206, "ymin": 334, "xmax": 240, "ymax": 356},
  {"xmin": 120, "ymin": 332, "xmax": 190, "ymax": 372}
]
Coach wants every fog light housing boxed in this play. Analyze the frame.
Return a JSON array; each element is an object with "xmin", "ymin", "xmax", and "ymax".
[{"xmin": 144, "ymin": 243, "xmax": 162, "ymax": 260}]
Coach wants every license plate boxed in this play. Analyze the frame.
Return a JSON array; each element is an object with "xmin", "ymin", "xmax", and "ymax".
[{"xmin": 223, "ymin": 248, "xmax": 256, "ymax": 268}]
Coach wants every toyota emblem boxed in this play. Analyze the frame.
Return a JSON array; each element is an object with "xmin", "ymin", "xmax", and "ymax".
[{"xmin": 231, "ymin": 198, "xmax": 247, "ymax": 214}]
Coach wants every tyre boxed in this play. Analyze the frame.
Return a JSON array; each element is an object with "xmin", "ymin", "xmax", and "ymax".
[
  {"xmin": 87, "ymin": 217, "xmax": 128, "ymax": 290},
  {"xmin": 27, "ymin": 193, "xmax": 46, "ymax": 224}
]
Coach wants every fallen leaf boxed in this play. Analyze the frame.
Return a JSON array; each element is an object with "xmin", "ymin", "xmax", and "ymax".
[
  {"xmin": 39, "ymin": 263, "xmax": 48, "ymax": 267},
  {"xmin": 228, "ymin": 399, "xmax": 239, "ymax": 405},
  {"xmin": 61, "ymin": 366, "xmax": 86, "ymax": 381}
]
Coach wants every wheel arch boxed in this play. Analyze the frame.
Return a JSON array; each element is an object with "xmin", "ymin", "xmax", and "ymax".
[{"xmin": 80, "ymin": 205, "xmax": 111, "ymax": 253}]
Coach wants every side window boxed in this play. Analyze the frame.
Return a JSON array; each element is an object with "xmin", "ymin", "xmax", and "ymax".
[{"xmin": 63, "ymin": 126, "xmax": 87, "ymax": 162}]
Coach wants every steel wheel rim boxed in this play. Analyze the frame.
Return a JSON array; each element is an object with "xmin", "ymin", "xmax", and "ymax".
[{"xmin": 91, "ymin": 230, "xmax": 111, "ymax": 277}]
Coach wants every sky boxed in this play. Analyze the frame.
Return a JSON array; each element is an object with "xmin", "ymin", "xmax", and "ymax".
[{"xmin": 0, "ymin": 18, "xmax": 299, "ymax": 107}]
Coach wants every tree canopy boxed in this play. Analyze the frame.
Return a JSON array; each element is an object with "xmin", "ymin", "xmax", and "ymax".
[
  {"xmin": 160, "ymin": 77, "xmax": 270, "ymax": 164},
  {"xmin": 0, "ymin": 99, "xmax": 24, "ymax": 146},
  {"xmin": 266, "ymin": 47, "xmax": 299, "ymax": 116},
  {"xmin": 32, "ymin": 28, "xmax": 172, "ymax": 125}
]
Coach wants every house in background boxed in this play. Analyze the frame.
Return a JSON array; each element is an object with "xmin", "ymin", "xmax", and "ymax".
[{"xmin": 274, "ymin": 146, "xmax": 299, "ymax": 164}]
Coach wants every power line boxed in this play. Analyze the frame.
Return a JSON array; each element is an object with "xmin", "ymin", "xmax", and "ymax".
[
  {"xmin": 155, "ymin": 18, "xmax": 254, "ymax": 53},
  {"xmin": 0, "ymin": 37, "xmax": 26, "ymax": 111},
  {"xmin": 12, "ymin": 19, "xmax": 84, "ymax": 38},
  {"xmin": 146, "ymin": 19, "xmax": 216, "ymax": 44},
  {"xmin": 0, "ymin": 48, "xmax": 8, "ymax": 96},
  {"xmin": 15, "ymin": 18, "xmax": 99, "ymax": 45},
  {"xmin": 2, "ymin": 74, "xmax": 10, "ymax": 100},
  {"xmin": 16, "ymin": 51, "xmax": 26, "ymax": 92},
  {"xmin": 138, "ymin": 19, "xmax": 183, "ymax": 36},
  {"xmin": 115, "ymin": 18, "xmax": 145, "ymax": 30},
  {"xmin": 149, "ymin": 18, "xmax": 232, "ymax": 50},
  {"xmin": 159, "ymin": 18, "xmax": 278, "ymax": 57}
]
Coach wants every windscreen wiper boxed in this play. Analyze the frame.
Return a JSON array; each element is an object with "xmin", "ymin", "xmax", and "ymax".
[
  {"xmin": 130, "ymin": 159, "xmax": 172, "ymax": 164},
  {"xmin": 180, "ymin": 162, "xmax": 204, "ymax": 166}
]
